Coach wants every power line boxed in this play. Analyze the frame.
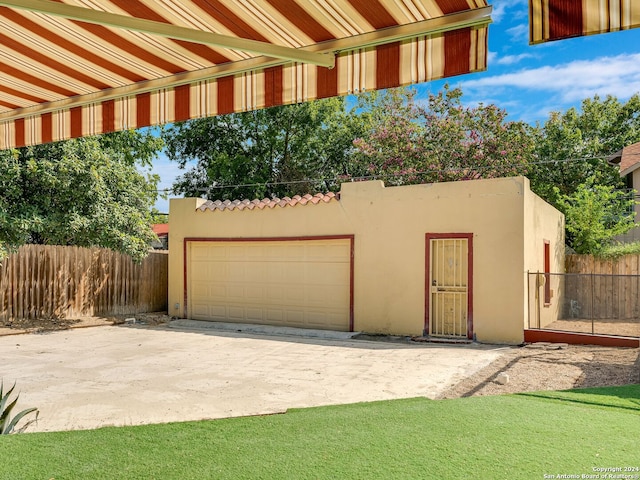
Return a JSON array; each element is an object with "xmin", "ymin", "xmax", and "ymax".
[{"xmin": 154, "ymin": 152, "xmax": 631, "ymax": 194}]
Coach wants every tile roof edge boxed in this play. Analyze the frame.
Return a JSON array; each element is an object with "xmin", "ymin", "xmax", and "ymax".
[{"xmin": 196, "ymin": 192, "xmax": 339, "ymax": 212}]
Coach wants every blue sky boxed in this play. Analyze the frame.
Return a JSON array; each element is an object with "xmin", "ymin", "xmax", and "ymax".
[{"xmin": 150, "ymin": 0, "xmax": 640, "ymax": 213}]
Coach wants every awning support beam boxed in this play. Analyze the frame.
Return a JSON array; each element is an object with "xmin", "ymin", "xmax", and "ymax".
[{"xmin": 0, "ymin": 0, "xmax": 335, "ymax": 68}]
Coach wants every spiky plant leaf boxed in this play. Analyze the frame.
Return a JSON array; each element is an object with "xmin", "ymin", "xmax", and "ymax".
[
  {"xmin": 4, "ymin": 407, "xmax": 38, "ymax": 434},
  {"xmin": 0, "ymin": 380, "xmax": 39, "ymax": 434}
]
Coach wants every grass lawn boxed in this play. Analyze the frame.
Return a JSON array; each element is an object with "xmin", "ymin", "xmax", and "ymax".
[{"xmin": 1, "ymin": 385, "xmax": 639, "ymax": 480}]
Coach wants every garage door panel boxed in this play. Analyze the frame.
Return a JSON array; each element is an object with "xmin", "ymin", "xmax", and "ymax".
[
  {"xmin": 192, "ymin": 303, "xmax": 209, "ymax": 317},
  {"xmin": 267, "ymin": 264, "xmax": 285, "ymax": 282},
  {"xmin": 191, "ymin": 266, "xmax": 212, "ymax": 283},
  {"xmin": 265, "ymin": 286, "xmax": 285, "ymax": 303},
  {"xmin": 244, "ymin": 285, "xmax": 265, "ymax": 299},
  {"xmin": 188, "ymin": 239, "xmax": 351, "ymax": 331},
  {"xmin": 226, "ymin": 245, "xmax": 248, "ymax": 261},
  {"xmin": 312, "ymin": 263, "xmax": 349, "ymax": 282},
  {"xmin": 266, "ymin": 309, "xmax": 284, "ymax": 322},
  {"xmin": 308, "ymin": 285, "xmax": 346, "ymax": 304},
  {"xmin": 209, "ymin": 305, "xmax": 227, "ymax": 318},
  {"xmin": 307, "ymin": 244, "xmax": 348, "ymax": 261},
  {"xmin": 227, "ymin": 266, "xmax": 246, "ymax": 282},
  {"xmin": 226, "ymin": 306, "xmax": 245, "ymax": 320},
  {"xmin": 209, "ymin": 285, "xmax": 227, "ymax": 300},
  {"xmin": 283, "ymin": 265, "xmax": 304, "ymax": 282},
  {"xmin": 283, "ymin": 309, "xmax": 305, "ymax": 322},
  {"xmin": 191, "ymin": 284, "xmax": 209, "ymax": 298}
]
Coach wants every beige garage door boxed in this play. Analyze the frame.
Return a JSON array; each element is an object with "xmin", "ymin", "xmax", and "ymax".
[{"xmin": 187, "ymin": 238, "xmax": 352, "ymax": 331}]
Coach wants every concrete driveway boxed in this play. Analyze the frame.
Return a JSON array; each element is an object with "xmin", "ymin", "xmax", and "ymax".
[{"xmin": 1, "ymin": 322, "xmax": 510, "ymax": 432}]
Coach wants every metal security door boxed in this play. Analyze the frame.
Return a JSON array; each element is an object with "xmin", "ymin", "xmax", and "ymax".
[{"xmin": 428, "ymin": 236, "xmax": 471, "ymax": 338}]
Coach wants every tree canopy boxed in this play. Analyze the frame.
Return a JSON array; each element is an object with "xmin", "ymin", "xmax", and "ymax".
[
  {"xmin": 529, "ymin": 94, "xmax": 640, "ymax": 204},
  {"xmin": 351, "ymin": 86, "xmax": 534, "ymax": 185},
  {"xmin": 164, "ymin": 96, "xmax": 367, "ymax": 201},
  {"xmin": 2, "ymin": 87, "xmax": 638, "ymax": 259},
  {"xmin": 162, "ymin": 86, "xmax": 640, "ymax": 254},
  {"xmin": 526, "ymin": 94, "xmax": 640, "ymax": 253},
  {"xmin": 0, "ymin": 131, "xmax": 163, "ymax": 262},
  {"xmin": 163, "ymin": 87, "xmax": 534, "ymax": 200},
  {"xmin": 554, "ymin": 176, "xmax": 637, "ymax": 254}
]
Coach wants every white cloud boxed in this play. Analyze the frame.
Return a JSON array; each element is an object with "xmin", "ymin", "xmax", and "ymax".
[
  {"xmin": 496, "ymin": 53, "xmax": 535, "ymax": 65},
  {"xmin": 489, "ymin": 0, "xmax": 528, "ymax": 23},
  {"xmin": 461, "ymin": 53, "xmax": 640, "ymax": 103},
  {"xmin": 506, "ymin": 23, "xmax": 529, "ymax": 42},
  {"xmin": 490, "ymin": 3, "xmax": 508, "ymax": 23}
]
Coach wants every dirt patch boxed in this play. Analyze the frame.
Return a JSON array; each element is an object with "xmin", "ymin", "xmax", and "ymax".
[
  {"xmin": 0, "ymin": 312, "xmax": 171, "ymax": 335},
  {"xmin": 545, "ymin": 318, "xmax": 640, "ymax": 337},
  {"xmin": 439, "ymin": 343, "xmax": 640, "ymax": 398}
]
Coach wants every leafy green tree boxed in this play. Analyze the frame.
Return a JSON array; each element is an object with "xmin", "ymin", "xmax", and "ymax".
[
  {"xmin": 554, "ymin": 177, "xmax": 637, "ymax": 254},
  {"xmin": 0, "ymin": 131, "xmax": 162, "ymax": 262},
  {"xmin": 352, "ymin": 86, "xmax": 534, "ymax": 184},
  {"xmin": 163, "ymin": 97, "xmax": 367, "ymax": 200},
  {"xmin": 529, "ymin": 93, "xmax": 640, "ymax": 205},
  {"xmin": 150, "ymin": 211, "xmax": 169, "ymax": 224}
]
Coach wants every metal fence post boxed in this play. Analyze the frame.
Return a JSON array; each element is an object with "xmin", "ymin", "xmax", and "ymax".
[
  {"xmin": 527, "ymin": 270, "xmax": 531, "ymax": 329},
  {"xmin": 590, "ymin": 272, "xmax": 594, "ymax": 335}
]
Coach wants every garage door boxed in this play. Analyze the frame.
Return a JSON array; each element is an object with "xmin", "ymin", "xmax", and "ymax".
[{"xmin": 187, "ymin": 238, "xmax": 352, "ymax": 331}]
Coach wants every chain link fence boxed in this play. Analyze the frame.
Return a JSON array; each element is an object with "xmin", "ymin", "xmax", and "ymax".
[{"xmin": 528, "ymin": 272, "xmax": 640, "ymax": 338}]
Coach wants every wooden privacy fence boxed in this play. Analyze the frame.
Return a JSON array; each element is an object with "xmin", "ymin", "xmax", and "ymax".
[
  {"xmin": 0, "ymin": 245, "xmax": 168, "ymax": 322},
  {"xmin": 566, "ymin": 254, "xmax": 640, "ymax": 276},
  {"xmin": 564, "ymin": 254, "xmax": 640, "ymax": 320}
]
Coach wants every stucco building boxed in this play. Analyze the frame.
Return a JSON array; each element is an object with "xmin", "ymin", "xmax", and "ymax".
[{"xmin": 169, "ymin": 176, "xmax": 564, "ymax": 344}]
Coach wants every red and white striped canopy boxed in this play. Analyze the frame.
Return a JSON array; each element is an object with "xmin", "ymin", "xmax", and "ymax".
[
  {"xmin": 530, "ymin": 0, "xmax": 640, "ymax": 44},
  {"xmin": 0, "ymin": 0, "xmax": 491, "ymax": 150}
]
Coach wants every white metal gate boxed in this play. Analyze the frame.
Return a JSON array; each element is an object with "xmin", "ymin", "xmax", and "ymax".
[{"xmin": 429, "ymin": 237, "xmax": 469, "ymax": 337}]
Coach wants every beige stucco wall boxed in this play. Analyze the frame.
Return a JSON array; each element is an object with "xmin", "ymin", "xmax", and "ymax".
[
  {"xmin": 523, "ymin": 187, "xmax": 566, "ymax": 329},
  {"xmin": 169, "ymin": 176, "xmax": 564, "ymax": 344}
]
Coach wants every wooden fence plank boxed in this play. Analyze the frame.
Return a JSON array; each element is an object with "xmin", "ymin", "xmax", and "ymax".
[
  {"xmin": 566, "ymin": 254, "xmax": 640, "ymax": 320},
  {"xmin": 0, "ymin": 245, "xmax": 167, "ymax": 321}
]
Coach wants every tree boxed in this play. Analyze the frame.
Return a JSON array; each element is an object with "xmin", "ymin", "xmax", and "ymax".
[
  {"xmin": 0, "ymin": 131, "xmax": 163, "ymax": 262},
  {"xmin": 529, "ymin": 93, "xmax": 640, "ymax": 206},
  {"xmin": 554, "ymin": 177, "xmax": 637, "ymax": 254},
  {"xmin": 163, "ymin": 97, "xmax": 367, "ymax": 201},
  {"xmin": 351, "ymin": 86, "xmax": 535, "ymax": 185}
]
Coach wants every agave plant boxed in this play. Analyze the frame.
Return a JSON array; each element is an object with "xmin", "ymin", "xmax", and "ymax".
[{"xmin": 0, "ymin": 380, "xmax": 39, "ymax": 434}]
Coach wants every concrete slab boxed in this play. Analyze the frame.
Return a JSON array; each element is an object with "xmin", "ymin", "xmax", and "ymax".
[
  {"xmin": 1, "ymin": 324, "xmax": 511, "ymax": 433},
  {"xmin": 168, "ymin": 319, "xmax": 361, "ymax": 340}
]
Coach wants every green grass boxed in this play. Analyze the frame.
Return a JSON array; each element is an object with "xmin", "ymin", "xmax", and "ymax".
[{"xmin": 1, "ymin": 385, "xmax": 639, "ymax": 480}]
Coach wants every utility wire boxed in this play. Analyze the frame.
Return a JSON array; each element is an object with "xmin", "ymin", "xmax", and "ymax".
[{"xmin": 154, "ymin": 152, "xmax": 634, "ymax": 194}]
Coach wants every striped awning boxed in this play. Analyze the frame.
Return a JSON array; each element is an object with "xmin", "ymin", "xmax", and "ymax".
[
  {"xmin": 530, "ymin": 0, "xmax": 640, "ymax": 44},
  {"xmin": 0, "ymin": 0, "xmax": 491, "ymax": 150}
]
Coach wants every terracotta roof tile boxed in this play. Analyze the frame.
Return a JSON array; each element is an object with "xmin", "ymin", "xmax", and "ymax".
[
  {"xmin": 197, "ymin": 192, "xmax": 338, "ymax": 212},
  {"xmin": 619, "ymin": 142, "xmax": 640, "ymax": 174},
  {"xmin": 152, "ymin": 223, "xmax": 169, "ymax": 235}
]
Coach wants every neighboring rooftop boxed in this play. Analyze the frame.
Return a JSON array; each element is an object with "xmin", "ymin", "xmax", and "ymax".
[
  {"xmin": 152, "ymin": 223, "xmax": 169, "ymax": 236},
  {"xmin": 197, "ymin": 193, "xmax": 338, "ymax": 212},
  {"xmin": 608, "ymin": 142, "xmax": 640, "ymax": 176}
]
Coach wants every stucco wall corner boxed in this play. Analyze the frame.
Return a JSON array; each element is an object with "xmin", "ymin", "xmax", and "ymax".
[
  {"xmin": 168, "ymin": 197, "xmax": 208, "ymax": 319},
  {"xmin": 339, "ymin": 180, "xmax": 385, "ymax": 198}
]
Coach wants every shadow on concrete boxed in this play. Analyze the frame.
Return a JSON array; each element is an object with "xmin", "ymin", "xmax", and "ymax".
[{"xmin": 124, "ymin": 319, "xmax": 510, "ymax": 353}]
